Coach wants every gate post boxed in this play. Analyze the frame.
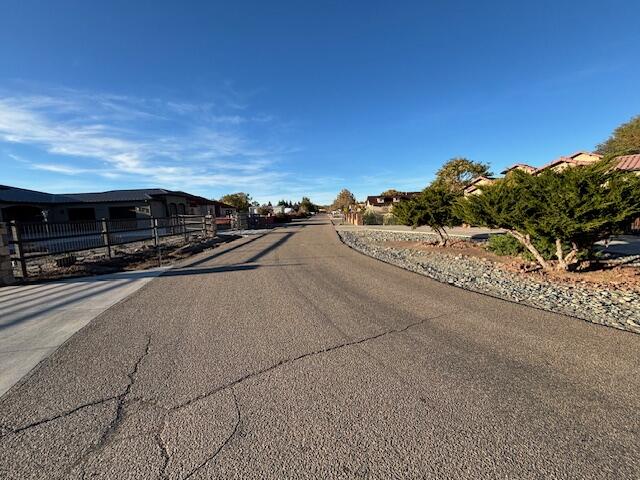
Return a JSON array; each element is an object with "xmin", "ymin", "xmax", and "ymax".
[
  {"xmin": 9, "ymin": 221, "xmax": 27, "ymax": 279},
  {"xmin": 209, "ymin": 215, "xmax": 217, "ymax": 237},
  {"xmin": 0, "ymin": 223, "xmax": 17, "ymax": 285},
  {"xmin": 101, "ymin": 218, "xmax": 112, "ymax": 258}
]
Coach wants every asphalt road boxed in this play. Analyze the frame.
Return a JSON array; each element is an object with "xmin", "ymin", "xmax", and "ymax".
[{"xmin": 1, "ymin": 217, "xmax": 638, "ymax": 479}]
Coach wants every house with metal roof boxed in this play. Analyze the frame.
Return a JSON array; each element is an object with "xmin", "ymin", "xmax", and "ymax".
[
  {"xmin": 462, "ymin": 176, "xmax": 498, "ymax": 196},
  {"xmin": 0, "ymin": 186, "xmax": 216, "ymax": 223},
  {"xmin": 533, "ymin": 151, "xmax": 603, "ymax": 175},
  {"xmin": 364, "ymin": 192, "xmax": 421, "ymax": 213},
  {"xmin": 500, "ymin": 164, "xmax": 537, "ymax": 175}
]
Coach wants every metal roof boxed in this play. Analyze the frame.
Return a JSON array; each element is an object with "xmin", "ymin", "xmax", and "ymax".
[
  {"xmin": 62, "ymin": 189, "xmax": 173, "ymax": 203},
  {"xmin": 0, "ymin": 186, "xmax": 214, "ymax": 205},
  {"xmin": 0, "ymin": 185, "xmax": 76, "ymax": 205},
  {"xmin": 616, "ymin": 154, "xmax": 640, "ymax": 171}
]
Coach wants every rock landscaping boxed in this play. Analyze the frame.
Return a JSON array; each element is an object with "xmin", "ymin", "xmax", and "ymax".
[{"xmin": 337, "ymin": 229, "xmax": 640, "ymax": 334}]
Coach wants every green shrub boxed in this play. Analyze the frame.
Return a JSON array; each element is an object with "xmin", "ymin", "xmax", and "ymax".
[
  {"xmin": 487, "ymin": 234, "xmax": 556, "ymax": 261},
  {"xmin": 383, "ymin": 214, "xmax": 399, "ymax": 225},
  {"xmin": 487, "ymin": 234, "xmax": 524, "ymax": 256},
  {"xmin": 363, "ymin": 211, "xmax": 383, "ymax": 225}
]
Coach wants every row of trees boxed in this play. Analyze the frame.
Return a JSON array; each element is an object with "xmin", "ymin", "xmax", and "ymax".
[
  {"xmin": 219, "ymin": 192, "xmax": 318, "ymax": 214},
  {"xmin": 395, "ymin": 115, "xmax": 640, "ymax": 271}
]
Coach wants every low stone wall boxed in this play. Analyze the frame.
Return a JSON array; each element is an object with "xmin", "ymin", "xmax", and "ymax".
[{"xmin": 338, "ymin": 229, "xmax": 640, "ymax": 334}]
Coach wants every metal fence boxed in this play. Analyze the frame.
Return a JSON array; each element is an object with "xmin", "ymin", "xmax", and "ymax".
[{"xmin": 6, "ymin": 215, "xmax": 215, "ymax": 278}]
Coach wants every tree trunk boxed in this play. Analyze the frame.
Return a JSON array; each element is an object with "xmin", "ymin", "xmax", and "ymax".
[
  {"xmin": 555, "ymin": 238, "xmax": 580, "ymax": 271},
  {"xmin": 433, "ymin": 226, "xmax": 448, "ymax": 247},
  {"xmin": 555, "ymin": 238, "xmax": 568, "ymax": 271},
  {"xmin": 507, "ymin": 230, "xmax": 551, "ymax": 270}
]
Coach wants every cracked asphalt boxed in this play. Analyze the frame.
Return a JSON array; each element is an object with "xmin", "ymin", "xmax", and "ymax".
[{"xmin": 0, "ymin": 216, "xmax": 639, "ymax": 479}]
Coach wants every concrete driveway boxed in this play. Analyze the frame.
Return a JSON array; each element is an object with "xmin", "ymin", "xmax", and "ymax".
[
  {"xmin": 0, "ymin": 218, "xmax": 638, "ymax": 479},
  {"xmin": 0, "ymin": 268, "xmax": 168, "ymax": 396}
]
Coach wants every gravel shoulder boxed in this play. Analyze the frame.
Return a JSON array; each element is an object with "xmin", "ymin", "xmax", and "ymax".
[{"xmin": 337, "ymin": 228, "xmax": 640, "ymax": 334}]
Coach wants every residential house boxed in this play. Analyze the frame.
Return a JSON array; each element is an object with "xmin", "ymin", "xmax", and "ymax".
[
  {"xmin": 615, "ymin": 154, "xmax": 640, "ymax": 175},
  {"xmin": 534, "ymin": 151, "xmax": 602, "ymax": 175},
  {"xmin": 0, "ymin": 186, "xmax": 217, "ymax": 223},
  {"xmin": 212, "ymin": 200, "xmax": 237, "ymax": 217},
  {"xmin": 500, "ymin": 164, "xmax": 537, "ymax": 175},
  {"xmin": 365, "ymin": 192, "xmax": 421, "ymax": 213},
  {"xmin": 463, "ymin": 176, "xmax": 497, "ymax": 196}
]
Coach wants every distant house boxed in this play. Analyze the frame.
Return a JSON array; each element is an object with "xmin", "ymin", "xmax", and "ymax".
[
  {"xmin": 365, "ymin": 192, "xmax": 421, "ymax": 213},
  {"xmin": 212, "ymin": 201, "xmax": 237, "ymax": 217},
  {"xmin": 614, "ymin": 154, "xmax": 640, "ymax": 174},
  {"xmin": 0, "ymin": 185, "xmax": 217, "ymax": 223},
  {"xmin": 463, "ymin": 176, "xmax": 497, "ymax": 196},
  {"xmin": 500, "ymin": 164, "xmax": 537, "ymax": 175},
  {"xmin": 534, "ymin": 151, "xmax": 602, "ymax": 175}
]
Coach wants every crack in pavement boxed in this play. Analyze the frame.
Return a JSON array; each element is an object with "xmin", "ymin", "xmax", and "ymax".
[
  {"xmin": 153, "ymin": 314, "xmax": 443, "ymax": 479},
  {"xmin": 1, "ymin": 336, "xmax": 154, "ymax": 442},
  {"xmin": 3, "ymin": 313, "xmax": 447, "ymax": 478},
  {"xmin": 170, "ymin": 312, "xmax": 449, "ymax": 414},
  {"xmin": 77, "ymin": 336, "xmax": 153, "ymax": 461},
  {"xmin": 0, "ymin": 396, "xmax": 119, "ymax": 439},
  {"xmin": 155, "ymin": 414, "xmax": 171, "ymax": 480},
  {"xmin": 182, "ymin": 388, "xmax": 241, "ymax": 480}
]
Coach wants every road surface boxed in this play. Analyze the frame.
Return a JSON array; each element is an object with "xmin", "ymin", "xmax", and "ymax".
[{"xmin": 0, "ymin": 217, "xmax": 638, "ymax": 479}]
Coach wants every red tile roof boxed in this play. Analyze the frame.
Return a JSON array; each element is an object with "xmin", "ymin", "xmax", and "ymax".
[{"xmin": 615, "ymin": 154, "xmax": 640, "ymax": 171}]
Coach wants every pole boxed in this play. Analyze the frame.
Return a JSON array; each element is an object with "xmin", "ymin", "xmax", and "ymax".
[
  {"xmin": 101, "ymin": 218, "xmax": 112, "ymax": 258},
  {"xmin": 9, "ymin": 221, "xmax": 27, "ymax": 279},
  {"xmin": 153, "ymin": 218, "xmax": 162, "ymax": 267},
  {"xmin": 182, "ymin": 216, "xmax": 188, "ymax": 242}
]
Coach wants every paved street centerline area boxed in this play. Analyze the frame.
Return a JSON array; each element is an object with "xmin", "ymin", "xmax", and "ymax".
[{"xmin": 0, "ymin": 217, "xmax": 638, "ymax": 479}]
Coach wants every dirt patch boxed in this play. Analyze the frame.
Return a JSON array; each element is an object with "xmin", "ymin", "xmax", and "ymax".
[
  {"xmin": 382, "ymin": 239, "xmax": 640, "ymax": 293},
  {"xmin": 22, "ymin": 235, "xmax": 240, "ymax": 283},
  {"xmin": 506, "ymin": 263, "xmax": 640, "ymax": 293}
]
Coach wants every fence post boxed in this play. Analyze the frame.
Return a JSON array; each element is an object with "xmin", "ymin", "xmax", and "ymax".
[
  {"xmin": 9, "ymin": 221, "xmax": 27, "ymax": 279},
  {"xmin": 153, "ymin": 218, "xmax": 162, "ymax": 266},
  {"xmin": 182, "ymin": 216, "xmax": 188, "ymax": 242},
  {"xmin": 0, "ymin": 223, "xmax": 17, "ymax": 285},
  {"xmin": 201, "ymin": 215, "xmax": 206, "ymax": 237},
  {"xmin": 101, "ymin": 218, "xmax": 112, "ymax": 258}
]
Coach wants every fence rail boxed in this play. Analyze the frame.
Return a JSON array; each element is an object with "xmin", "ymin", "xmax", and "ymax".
[{"xmin": 6, "ymin": 215, "xmax": 217, "ymax": 278}]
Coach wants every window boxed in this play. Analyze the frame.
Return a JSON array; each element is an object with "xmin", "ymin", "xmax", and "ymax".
[
  {"xmin": 108, "ymin": 206, "xmax": 137, "ymax": 220},
  {"xmin": 168, "ymin": 203, "xmax": 177, "ymax": 216},
  {"xmin": 67, "ymin": 207, "xmax": 96, "ymax": 221}
]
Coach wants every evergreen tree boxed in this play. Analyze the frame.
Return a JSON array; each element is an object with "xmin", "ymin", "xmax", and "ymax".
[
  {"xmin": 456, "ymin": 163, "xmax": 640, "ymax": 270},
  {"xmin": 394, "ymin": 186, "xmax": 461, "ymax": 246},
  {"xmin": 331, "ymin": 189, "xmax": 356, "ymax": 212},
  {"xmin": 596, "ymin": 115, "xmax": 640, "ymax": 156},
  {"xmin": 433, "ymin": 157, "xmax": 492, "ymax": 193},
  {"xmin": 220, "ymin": 192, "xmax": 252, "ymax": 212}
]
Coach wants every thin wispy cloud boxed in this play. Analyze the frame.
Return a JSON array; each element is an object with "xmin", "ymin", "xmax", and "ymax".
[{"xmin": 0, "ymin": 86, "xmax": 305, "ymax": 198}]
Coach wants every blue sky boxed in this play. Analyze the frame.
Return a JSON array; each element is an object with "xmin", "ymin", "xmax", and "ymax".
[{"xmin": 1, "ymin": 1, "xmax": 639, "ymax": 205}]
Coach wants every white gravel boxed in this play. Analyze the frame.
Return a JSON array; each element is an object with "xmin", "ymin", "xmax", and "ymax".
[{"xmin": 338, "ymin": 229, "xmax": 640, "ymax": 334}]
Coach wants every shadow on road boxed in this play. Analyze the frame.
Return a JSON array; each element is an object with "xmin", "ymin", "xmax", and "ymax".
[{"xmin": 1, "ymin": 226, "xmax": 304, "ymax": 332}]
